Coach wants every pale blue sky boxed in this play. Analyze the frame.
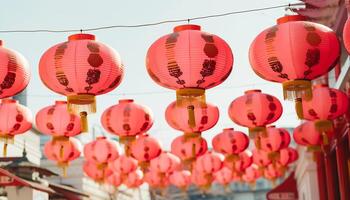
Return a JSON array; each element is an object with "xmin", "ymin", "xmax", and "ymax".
[{"xmin": 0, "ymin": 0, "xmax": 301, "ymax": 149}]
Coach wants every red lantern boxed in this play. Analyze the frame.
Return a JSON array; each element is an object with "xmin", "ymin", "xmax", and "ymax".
[
  {"xmin": 194, "ymin": 151, "xmax": 224, "ymax": 174},
  {"xmin": 191, "ymin": 169, "xmax": 213, "ymax": 190},
  {"xmin": 293, "ymin": 121, "xmax": 331, "ymax": 150},
  {"xmin": 242, "ymin": 165, "xmax": 261, "ymax": 184},
  {"xmin": 214, "ymin": 167, "xmax": 233, "ymax": 186},
  {"xmin": 146, "ymin": 24, "xmax": 233, "ymax": 105},
  {"xmin": 228, "ymin": 90, "xmax": 282, "ymax": 137},
  {"xmin": 343, "ymin": 18, "xmax": 350, "ymax": 54},
  {"xmin": 0, "ymin": 99, "xmax": 32, "ymax": 156},
  {"xmin": 44, "ymin": 137, "xmax": 82, "ymax": 176},
  {"xmin": 212, "ymin": 128, "xmax": 249, "ymax": 155},
  {"xmin": 144, "ymin": 170, "xmax": 169, "ymax": 188},
  {"xmin": 224, "ymin": 150, "xmax": 253, "ymax": 175},
  {"xmin": 302, "ymin": 84, "xmax": 348, "ymax": 131},
  {"xmin": 109, "ymin": 154, "xmax": 138, "ymax": 174},
  {"xmin": 264, "ymin": 163, "xmax": 283, "ymax": 181},
  {"xmin": 83, "ymin": 160, "xmax": 113, "ymax": 183},
  {"xmin": 171, "ymin": 135, "xmax": 207, "ymax": 165},
  {"xmin": 36, "ymin": 101, "xmax": 81, "ymax": 139},
  {"xmin": 279, "ymin": 147, "xmax": 298, "ymax": 167},
  {"xmin": 249, "ymin": 15, "xmax": 340, "ymax": 118},
  {"xmin": 0, "ymin": 40, "xmax": 30, "ymax": 99},
  {"xmin": 84, "ymin": 136, "xmax": 119, "ymax": 166},
  {"xmin": 252, "ymin": 149, "xmax": 271, "ymax": 169},
  {"xmin": 130, "ymin": 134, "xmax": 162, "ymax": 169},
  {"xmin": 39, "ymin": 34, "xmax": 124, "ymax": 132},
  {"xmin": 169, "ymin": 170, "xmax": 192, "ymax": 189},
  {"xmin": 254, "ymin": 126, "xmax": 290, "ymax": 152},
  {"xmin": 149, "ymin": 152, "xmax": 181, "ymax": 175},
  {"xmin": 165, "ymin": 101, "xmax": 219, "ymax": 137},
  {"xmin": 123, "ymin": 169, "xmax": 144, "ymax": 188},
  {"xmin": 106, "ymin": 172, "xmax": 123, "ymax": 187}
]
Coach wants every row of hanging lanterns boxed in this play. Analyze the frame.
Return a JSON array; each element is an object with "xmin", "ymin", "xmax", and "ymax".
[{"xmin": 0, "ymin": 13, "xmax": 348, "ymax": 191}]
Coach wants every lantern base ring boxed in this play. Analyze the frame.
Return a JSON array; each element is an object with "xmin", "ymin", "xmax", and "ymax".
[
  {"xmin": 67, "ymin": 94, "xmax": 96, "ymax": 114},
  {"xmin": 282, "ymin": 79, "xmax": 312, "ymax": 101},
  {"xmin": 176, "ymin": 88, "xmax": 206, "ymax": 106}
]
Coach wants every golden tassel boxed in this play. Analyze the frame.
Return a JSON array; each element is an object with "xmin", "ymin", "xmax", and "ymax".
[
  {"xmin": 80, "ymin": 111, "xmax": 88, "ymax": 132},
  {"xmin": 62, "ymin": 165, "xmax": 67, "ymax": 177},
  {"xmin": 3, "ymin": 143, "xmax": 7, "ymax": 157},
  {"xmin": 282, "ymin": 79, "xmax": 312, "ymax": 101},
  {"xmin": 187, "ymin": 105, "xmax": 196, "ymax": 128},
  {"xmin": 321, "ymin": 132, "xmax": 329, "ymax": 146},
  {"xmin": 248, "ymin": 126, "xmax": 266, "ymax": 139},
  {"xmin": 255, "ymin": 137, "xmax": 262, "ymax": 150},
  {"xmin": 295, "ymin": 98, "xmax": 304, "ymax": 119},
  {"xmin": 58, "ymin": 162, "xmax": 69, "ymax": 177},
  {"xmin": 184, "ymin": 132, "xmax": 201, "ymax": 140},
  {"xmin": 307, "ymin": 145, "xmax": 321, "ymax": 152},
  {"xmin": 0, "ymin": 135, "xmax": 13, "ymax": 157},
  {"xmin": 59, "ymin": 145, "xmax": 64, "ymax": 159},
  {"xmin": 315, "ymin": 120, "xmax": 333, "ymax": 133},
  {"xmin": 139, "ymin": 161, "xmax": 150, "ymax": 173}
]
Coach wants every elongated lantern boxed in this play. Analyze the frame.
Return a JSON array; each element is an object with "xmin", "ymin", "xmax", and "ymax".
[
  {"xmin": 249, "ymin": 15, "xmax": 340, "ymax": 118},
  {"xmin": 39, "ymin": 34, "xmax": 124, "ymax": 132}
]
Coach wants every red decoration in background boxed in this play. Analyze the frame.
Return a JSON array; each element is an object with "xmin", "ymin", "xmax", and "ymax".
[
  {"xmin": 169, "ymin": 170, "xmax": 192, "ymax": 189},
  {"xmin": 130, "ymin": 134, "xmax": 162, "ymax": 169},
  {"xmin": 149, "ymin": 152, "xmax": 181, "ymax": 175},
  {"xmin": 302, "ymin": 84, "xmax": 348, "ymax": 136},
  {"xmin": 279, "ymin": 147, "xmax": 298, "ymax": 167},
  {"xmin": 83, "ymin": 160, "xmax": 113, "ymax": 183},
  {"xmin": 255, "ymin": 126, "xmax": 290, "ymax": 152},
  {"xmin": 191, "ymin": 169, "xmax": 213, "ymax": 190},
  {"xmin": 212, "ymin": 128, "xmax": 249, "ymax": 155},
  {"xmin": 171, "ymin": 135, "xmax": 207, "ymax": 166},
  {"xmin": 144, "ymin": 170, "xmax": 170, "ymax": 188},
  {"xmin": 214, "ymin": 167, "xmax": 233, "ymax": 186},
  {"xmin": 44, "ymin": 137, "xmax": 82, "ymax": 176},
  {"xmin": 224, "ymin": 150, "xmax": 253, "ymax": 175},
  {"xmin": 123, "ymin": 169, "xmax": 144, "ymax": 188},
  {"xmin": 39, "ymin": 33, "xmax": 124, "ymax": 132},
  {"xmin": 0, "ymin": 40, "xmax": 31, "ymax": 99},
  {"xmin": 252, "ymin": 149, "xmax": 272, "ymax": 169},
  {"xmin": 242, "ymin": 165, "xmax": 262, "ymax": 184},
  {"xmin": 106, "ymin": 172, "xmax": 123, "ymax": 187},
  {"xmin": 194, "ymin": 151, "xmax": 224, "ymax": 174},
  {"xmin": 228, "ymin": 90, "xmax": 282, "ymax": 138},
  {"xmin": 84, "ymin": 136, "xmax": 119, "ymax": 165},
  {"xmin": 165, "ymin": 101, "xmax": 219, "ymax": 137},
  {"xmin": 343, "ymin": 18, "xmax": 350, "ymax": 54},
  {"xmin": 249, "ymin": 15, "xmax": 340, "ymax": 118},
  {"xmin": 0, "ymin": 99, "xmax": 32, "ymax": 156},
  {"xmin": 109, "ymin": 154, "xmax": 138, "ymax": 174},
  {"xmin": 36, "ymin": 101, "xmax": 81, "ymax": 139}
]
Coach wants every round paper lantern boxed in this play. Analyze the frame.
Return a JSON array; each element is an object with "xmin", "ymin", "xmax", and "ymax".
[
  {"xmin": 84, "ymin": 136, "xmax": 119, "ymax": 165},
  {"xmin": 171, "ymin": 135, "xmax": 207, "ymax": 165},
  {"xmin": 106, "ymin": 172, "xmax": 123, "ymax": 187},
  {"xmin": 278, "ymin": 147, "xmax": 298, "ymax": 172},
  {"xmin": 169, "ymin": 170, "xmax": 192, "ymax": 189},
  {"xmin": 194, "ymin": 151, "xmax": 224, "ymax": 174},
  {"xmin": 144, "ymin": 170, "xmax": 169, "ymax": 188},
  {"xmin": 146, "ymin": 24, "xmax": 233, "ymax": 104},
  {"xmin": 249, "ymin": 15, "xmax": 340, "ymax": 118},
  {"xmin": 0, "ymin": 99, "xmax": 32, "ymax": 156},
  {"xmin": 212, "ymin": 128, "xmax": 249, "ymax": 155},
  {"xmin": 228, "ymin": 90, "xmax": 282, "ymax": 137},
  {"xmin": 123, "ymin": 169, "xmax": 144, "ymax": 188},
  {"xmin": 39, "ymin": 33, "xmax": 124, "ymax": 131},
  {"xmin": 109, "ymin": 154, "xmax": 138, "ymax": 174},
  {"xmin": 83, "ymin": 160, "xmax": 113, "ymax": 183},
  {"xmin": 149, "ymin": 152, "xmax": 181, "ymax": 174},
  {"xmin": 130, "ymin": 134, "xmax": 162, "ymax": 169},
  {"xmin": 302, "ymin": 84, "xmax": 348, "ymax": 131},
  {"xmin": 0, "ymin": 40, "xmax": 30, "ymax": 99},
  {"xmin": 214, "ymin": 167, "xmax": 233, "ymax": 186},
  {"xmin": 252, "ymin": 149, "xmax": 271, "ymax": 169},
  {"xmin": 254, "ymin": 126, "xmax": 290, "ymax": 152},
  {"xmin": 224, "ymin": 150, "xmax": 253, "ymax": 175},
  {"xmin": 264, "ymin": 163, "xmax": 283, "ymax": 181},
  {"xmin": 293, "ymin": 121, "xmax": 332, "ymax": 149},
  {"xmin": 44, "ymin": 137, "xmax": 82, "ymax": 176},
  {"xmin": 165, "ymin": 101, "xmax": 219, "ymax": 137},
  {"xmin": 36, "ymin": 101, "xmax": 81, "ymax": 139},
  {"xmin": 191, "ymin": 169, "xmax": 212, "ymax": 190},
  {"xmin": 242, "ymin": 165, "xmax": 261, "ymax": 184}
]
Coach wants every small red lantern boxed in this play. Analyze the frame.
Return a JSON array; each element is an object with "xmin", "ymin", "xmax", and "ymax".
[
  {"xmin": 36, "ymin": 101, "xmax": 81, "ymax": 139},
  {"xmin": 146, "ymin": 24, "xmax": 233, "ymax": 105},
  {"xmin": 293, "ymin": 121, "xmax": 331, "ymax": 149},
  {"xmin": 302, "ymin": 84, "xmax": 348, "ymax": 131},
  {"xmin": 0, "ymin": 40, "xmax": 31, "ymax": 99},
  {"xmin": 242, "ymin": 165, "xmax": 261, "ymax": 185},
  {"xmin": 254, "ymin": 126, "xmax": 290, "ymax": 152},
  {"xmin": 109, "ymin": 154, "xmax": 138, "ymax": 174},
  {"xmin": 39, "ymin": 34, "xmax": 124, "ymax": 132},
  {"xmin": 165, "ymin": 101, "xmax": 219, "ymax": 137},
  {"xmin": 214, "ymin": 167, "xmax": 233, "ymax": 186},
  {"xmin": 44, "ymin": 137, "xmax": 82, "ymax": 176},
  {"xmin": 171, "ymin": 135, "xmax": 207, "ymax": 167},
  {"xmin": 83, "ymin": 160, "xmax": 113, "ymax": 183},
  {"xmin": 169, "ymin": 170, "xmax": 192, "ymax": 190},
  {"xmin": 130, "ymin": 134, "xmax": 162, "ymax": 169},
  {"xmin": 264, "ymin": 163, "xmax": 283, "ymax": 182},
  {"xmin": 228, "ymin": 90, "xmax": 282, "ymax": 137},
  {"xmin": 278, "ymin": 147, "xmax": 298, "ymax": 169},
  {"xmin": 150, "ymin": 152, "xmax": 181, "ymax": 175},
  {"xmin": 212, "ymin": 128, "xmax": 249, "ymax": 155},
  {"xmin": 191, "ymin": 169, "xmax": 213, "ymax": 190},
  {"xmin": 144, "ymin": 170, "xmax": 169, "ymax": 188},
  {"xmin": 84, "ymin": 136, "xmax": 119, "ymax": 165},
  {"xmin": 0, "ymin": 99, "xmax": 32, "ymax": 156},
  {"xmin": 106, "ymin": 172, "xmax": 123, "ymax": 187},
  {"xmin": 252, "ymin": 149, "xmax": 271, "ymax": 170},
  {"xmin": 224, "ymin": 150, "xmax": 253, "ymax": 175},
  {"xmin": 194, "ymin": 151, "xmax": 224, "ymax": 174},
  {"xmin": 249, "ymin": 15, "xmax": 340, "ymax": 118},
  {"xmin": 123, "ymin": 169, "xmax": 144, "ymax": 188}
]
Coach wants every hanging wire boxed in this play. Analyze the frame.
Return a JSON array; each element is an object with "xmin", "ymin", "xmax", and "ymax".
[{"xmin": 0, "ymin": 3, "xmax": 304, "ymax": 34}]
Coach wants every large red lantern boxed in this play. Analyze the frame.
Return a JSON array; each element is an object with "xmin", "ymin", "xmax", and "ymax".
[
  {"xmin": 293, "ymin": 121, "xmax": 331, "ymax": 149},
  {"xmin": 212, "ymin": 128, "xmax": 249, "ymax": 155},
  {"xmin": 83, "ymin": 136, "xmax": 119, "ymax": 166},
  {"xmin": 214, "ymin": 167, "xmax": 233, "ymax": 186},
  {"xmin": 39, "ymin": 34, "xmax": 124, "ymax": 131},
  {"xmin": 146, "ymin": 24, "xmax": 233, "ymax": 104},
  {"xmin": 44, "ymin": 137, "xmax": 82, "ymax": 176},
  {"xmin": 0, "ymin": 99, "xmax": 32, "ymax": 156},
  {"xmin": 36, "ymin": 101, "xmax": 81, "ymax": 140},
  {"xmin": 149, "ymin": 152, "xmax": 181, "ymax": 175},
  {"xmin": 83, "ymin": 160, "xmax": 113, "ymax": 183},
  {"xmin": 254, "ymin": 126, "xmax": 290, "ymax": 152},
  {"xmin": 123, "ymin": 169, "xmax": 144, "ymax": 188},
  {"xmin": 249, "ymin": 15, "xmax": 340, "ymax": 118},
  {"xmin": 130, "ymin": 134, "xmax": 162, "ymax": 169},
  {"xmin": 228, "ymin": 90, "xmax": 282, "ymax": 137},
  {"xmin": 169, "ymin": 170, "xmax": 192, "ymax": 190},
  {"xmin": 302, "ymin": 84, "xmax": 348, "ymax": 131},
  {"xmin": 109, "ymin": 154, "xmax": 138, "ymax": 174},
  {"xmin": 0, "ymin": 40, "xmax": 30, "ymax": 99},
  {"xmin": 171, "ymin": 135, "xmax": 207, "ymax": 166},
  {"xmin": 165, "ymin": 101, "xmax": 219, "ymax": 137}
]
